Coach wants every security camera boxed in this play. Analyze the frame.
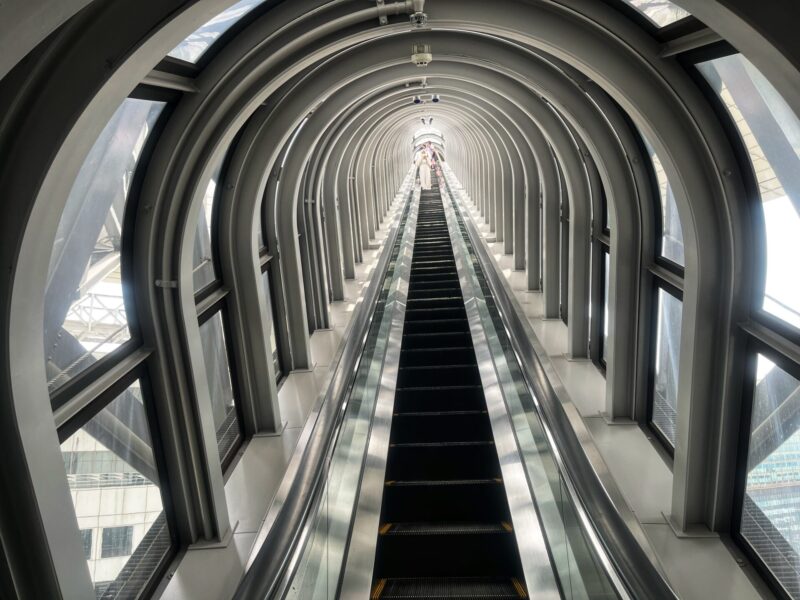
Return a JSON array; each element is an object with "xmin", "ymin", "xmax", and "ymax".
[
  {"xmin": 413, "ymin": 95, "xmax": 422, "ymax": 105},
  {"xmin": 431, "ymin": 94, "xmax": 440, "ymax": 103}
]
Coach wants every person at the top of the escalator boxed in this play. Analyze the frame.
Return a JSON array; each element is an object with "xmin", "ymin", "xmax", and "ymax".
[{"xmin": 416, "ymin": 148, "xmax": 432, "ymax": 190}]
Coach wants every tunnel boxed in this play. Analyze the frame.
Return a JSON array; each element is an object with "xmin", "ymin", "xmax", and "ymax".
[{"xmin": 1, "ymin": 0, "xmax": 800, "ymax": 598}]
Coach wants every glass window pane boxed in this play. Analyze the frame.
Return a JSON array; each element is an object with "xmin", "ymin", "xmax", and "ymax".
[
  {"xmin": 742, "ymin": 354, "xmax": 800, "ymax": 597},
  {"xmin": 602, "ymin": 251, "xmax": 610, "ymax": 364},
  {"xmin": 260, "ymin": 269, "xmax": 281, "ymax": 378},
  {"xmin": 198, "ymin": 311, "xmax": 242, "ymax": 465},
  {"xmin": 60, "ymin": 380, "xmax": 172, "ymax": 595},
  {"xmin": 45, "ymin": 99, "xmax": 165, "ymax": 394},
  {"xmin": 101, "ymin": 526, "xmax": 133, "ymax": 558},
  {"xmin": 640, "ymin": 133, "xmax": 685, "ymax": 266},
  {"xmin": 80, "ymin": 529, "xmax": 93, "ymax": 560},
  {"xmin": 651, "ymin": 288, "xmax": 682, "ymax": 446},
  {"xmin": 622, "ymin": 0, "xmax": 691, "ymax": 27},
  {"xmin": 193, "ymin": 161, "xmax": 223, "ymax": 292},
  {"xmin": 168, "ymin": 0, "xmax": 264, "ymax": 64},
  {"xmin": 698, "ymin": 54, "xmax": 800, "ymax": 330}
]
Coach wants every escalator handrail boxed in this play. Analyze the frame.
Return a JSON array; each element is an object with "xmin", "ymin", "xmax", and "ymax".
[
  {"xmin": 233, "ymin": 182, "xmax": 413, "ymax": 600},
  {"xmin": 442, "ymin": 173, "xmax": 678, "ymax": 600}
]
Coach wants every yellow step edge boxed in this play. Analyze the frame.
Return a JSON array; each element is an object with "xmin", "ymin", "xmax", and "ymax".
[
  {"xmin": 512, "ymin": 578, "xmax": 528, "ymax": 598},
  {"xmin": 371, "ymin": 578, "xmax": 387, "ymax": 599},
  {"xmin": 379, "ymin": 523, "xmax": 393, "ymax": 535}
]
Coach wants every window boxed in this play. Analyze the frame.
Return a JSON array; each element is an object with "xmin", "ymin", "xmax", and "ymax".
[
  {"xmin": 80, "ymin": 529, "xmax": 93, "ymax": 560},
  {"xmin": 168, "ymin": 0, "xmax": 265, "ymax": 64},
  {"xmin": 60, "ymin": 381, "xmax": 172, "ymax": 591},
  {"xmin": 697, "ymin": 54, "xmax": 800, "ymax": 332},
  {"xmin": 261, "ymin": 266, "xmax": 284, "ymax": 380},
  {"xmin": 44, "ymin": 99, "xmax": 164, "ymax": 393},
  {"xmin": 198, "ymin": 311, "xmax": 243, "ymax": 467},
  {"xmin": 621, "ymin": 0, "xmax": 691, "ymax": 27},
  {"xmin": 739, "ymin": 354, "xmax": 800, "ymax": 597},
  {"xmin": 558, "ymin": 159, "xmax": 569, "ymax": 325},
  {"xmin": 101, "ymin": 526, "xmax": 133, "ymax": 559},
  {"xmin": 602, "ymin": 250, "xmax": 611, "ymax": 365},
  {"xmin": 650, "ymin": 287, "xmax": 682, "ymax": 448},
  {"xmin": 193, "ymin": 161, "xmax": 223, "ymax": 292},
  {"xmin": 640, "ymin": 133, "xmax": 685, "ymax": 267}
]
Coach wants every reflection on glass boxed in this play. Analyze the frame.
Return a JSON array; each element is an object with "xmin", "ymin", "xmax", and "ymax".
[
  {"xmin": 45, "ymin": 99, "xmax": 165, "ymax": 393},
  {"xmin": 640, "ymin": 133, "xmax": 685, "ymax": 266},
  {"xmin": 168, "ymin": 0, "xmax": 264, "ymax": 63},
  {"xmin": 193, "ymin": 161, "xmax": 223, "ymax": 292},
  {"xmin": 198, "ymin": 311, "xmax": 242, "ymax": 466},
  {"xmin": 260, "ymin": 269, "xmax": 282, "ymax": 379},
  {"xmin": 622, "ymin": 0, "xmax": 691, "ymax": 27},
  {"xmin": 602, "ymin": 252, "xmax": 610, "ymax": 364},
  {"xmin": 651, "ymin": 288, "xmax": 682, "ymax": 446},
  {"xmin": 698, "ymin": 55, "xmax": 800, "ymax": 331},
  {"xmin": 61, "ymin": 381, "xmax": 171, "ymax": 596},
  {"xmin": 742, "ymin": 355, "xmax": 800, "ymax": 597}
]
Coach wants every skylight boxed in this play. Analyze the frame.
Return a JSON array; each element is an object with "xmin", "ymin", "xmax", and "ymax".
[
  {"xmin": 622, "ymin": 0, "xmax": 691, "ymax": 28},
  {"xmin": 168, "ymin": 0, "xmax": 264, "ymax": 64}
]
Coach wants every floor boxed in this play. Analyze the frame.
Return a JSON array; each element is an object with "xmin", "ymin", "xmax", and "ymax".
[
  {"xmin": 458, "ymin": 187, "xmax": 767, "ymax": 600},
  {"xmin": 159, "ymin": 192, "xmax": 406, "ymax": 600}
]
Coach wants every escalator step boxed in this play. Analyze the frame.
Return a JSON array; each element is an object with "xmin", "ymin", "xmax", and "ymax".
[
  {"xmin": 400, "ymin": 348, "xmax": 475, "ymax": 368},
  {"xmin": 380, "ymin": 522, "xmax": 513, "ymax": 535},
  {"xmin": 405, "ymin": 307, "xmax": 466, "ymax": 321},
  {"xmin": 403, "ymin": 319, "xmax": 470, "ymax": 335},
  {"xmin": 396, "ymin": 365, "xmax": 481, "ymax": 387},
  {"xmin": 373, "ymin": 577, "xmax": 527, "ymax": 599}
]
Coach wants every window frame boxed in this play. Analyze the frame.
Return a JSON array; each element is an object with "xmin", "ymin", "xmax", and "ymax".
[
  {"xmin": 196, "ymin": 301, "xmax": 246, "ymax": 473},
  {"xmin": 164, "ymin": 0, "xmax": 276, "ymax": 70},
  {"xmin": 732, "ymin": 338, "xmax": 800, "ymax": 600},
  {"xmin": 260, "ymin": 252, "xmax": 286, "ymax": 383},
  {"xmin": 686, "ymin": 48, "xmax": 800, "ymax": 348},
  {"xmin": 46, "ymin": 95, "xmax": 174, "ymax": 401},
  {"xmin": 681, "ymin": 42, "xmax": 800, "ymax": 599},
  {"xmin": 602, "ymin": 0, "xmax": 701, "ymax": 39},
  {"xmin": 646, "ymin": 278, "xmax": 684, "ymax": 457},
  {"xmin": 56, "ymin": 365, "xmax": 178, "ymax": 598},
  {"xmin": 591, "ymin": 237, "xmax": 611, "ymax": 373}
]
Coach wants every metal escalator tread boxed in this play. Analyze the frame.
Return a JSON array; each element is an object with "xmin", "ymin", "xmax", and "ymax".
[
  {"xmin": 380, "ymin": 522, "xmax": 513, "ymax": 535},
  {"xmin": 393, "ymin": 410, "xmax": 486, "ymax": 417},
  {"xmin": 373, "ymin": 174, "xmax": 525, "ymax": 595},
  {"xmin": 390, "ymin": 440, "xmax": 494, "ymax": 448},
  {"xmin": 373, "ymin": 577, "xmax": 528, "ymax": 599}
]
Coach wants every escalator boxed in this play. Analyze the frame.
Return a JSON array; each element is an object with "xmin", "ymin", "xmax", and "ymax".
[
  {"xmin": 371, "ymin": 177, "xmax": 528, "ymax": 599},
  {"xmin": 237, "ymin": 167, "xmax": 674, "ymax": 600}
]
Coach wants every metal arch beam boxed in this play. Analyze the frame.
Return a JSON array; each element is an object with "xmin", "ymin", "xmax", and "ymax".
[
  {"xmin": 328, "ymin": 59, "xmax": 572, "ymax": 330},
  {"xmin": 274, "ymin": 72, "xmax": 556, "ymax": 358}
]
